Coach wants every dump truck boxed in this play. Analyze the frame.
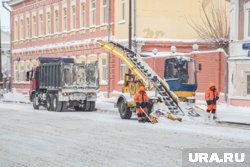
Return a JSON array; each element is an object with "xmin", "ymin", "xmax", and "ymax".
[{"xmin": 26, "ymin": 57, "xmax": 99, "ymax": 112}]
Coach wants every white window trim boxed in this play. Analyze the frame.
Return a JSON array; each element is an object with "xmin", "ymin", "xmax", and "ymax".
[
  {"xmin": 99, "ymin": 53, "xmax": 108, "ymax": 82},
  {"xmin": 26, "ymin": 16, "xmax": 31, "ymax": 39},
  {"xmin": 62, "ymin": 4, "xmax": 67, "ymax": 32},
  {"xmin": 54, "ymin": 10, "xmax": 59, "ymax": 33},
  {"xmin": 244, "ymin": 1, "xmax": 250, "ymax": 40},
  {"xmin": 14, "ymin": 17, "xmax": 18, "ymax": 41},
  {"xmin": 102, "ymin": 0, "xmax": 107, "ymax": 24},
  {"xmin": 119, "ymin": 60, "xmax": 127, "ymax": 82},
  {"xmin": 46, "ymin": 12, "xmax": 51, "ymax": 34},
  {"xmin": 80, "ymin": 2, "xmax": 86, "ymax": 28},
  {"xmin": 121, "ymin": 0, "xmax": 126, "ymax": 21},
  {"xmin": 91, "ymin": 0, "xmax": 96, "ymax": 26},
  {"xmin": 71, "ymin": 5, "xmax": 76, "ymax": 30},
  {"xmin": 230, "ymin": 1, "xmax": 238, "ymax": 41},
  {"xmin": 32, "ymin": 15, "xmax": 37, "ymax": 37}
]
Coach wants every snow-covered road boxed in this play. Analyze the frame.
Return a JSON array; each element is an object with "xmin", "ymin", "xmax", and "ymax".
[{"xmin": 0, "ymin": 102, "xmax": 250, "ymax": 167}]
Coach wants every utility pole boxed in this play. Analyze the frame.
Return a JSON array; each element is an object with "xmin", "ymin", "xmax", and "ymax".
[
  {"xmin": 0, "ymin": 18, "xmax": 2, "ymax": 86},
  {"xmin": 129, "ymin": 0, "xmax": 132, "ymax": 50},
  {"xmin": 128, "ymin": 0, "xmax": 132, "ymax": 75},
  {"xmin": 107, "ymin": 0, "xmax": 111, "ymax": 98}
]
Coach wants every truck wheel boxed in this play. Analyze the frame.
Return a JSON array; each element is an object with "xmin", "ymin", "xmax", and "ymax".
[
  {"xmin": 74, "ymin": 106, "xmax": 81, "ymax": 111},
  {"xmin": 118, "ymin": 99, "xmax": 132, "ymax": 119},
  {"xmin": 33, "ymin": 96, "xmax": 39, "ymax": 110},
  {"xmin": 85, "ymin": 101, "xmax": 91, "ymax": 111},
  {"xmin": 46, "ymin": 94, "xmax": 53, "ymax": 111},
  {"xmin": 52, "ymin": 95, "xmax": 60, "ymax": 112},
  {"xmin": 90, "ymin": 101, "xmax": 96, "ymax": 111}
]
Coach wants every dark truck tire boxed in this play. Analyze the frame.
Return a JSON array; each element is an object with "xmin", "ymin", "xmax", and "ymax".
[
  {"xmin": 90, "ymin": 101, "xmax": 96, "ymax": 111},
  {"xmin": 54, "ymin": 96, "xmax": 66, "ymax": 112},
  {"xmin": 33, "ymin": 96, "xmax": 39, "ymax": 110},
  {"xmin": 118, "ymin": 98, "xmax": 132, "ymax": 119},
  {"xmin": 46, "ymin": 94, "xmax": 53, "ymax": 111},
  {"xmin": 74, "ymin": 106, "xmax": 81, "ymax": 111},
  {"xmin": 85, "ymin": 101, "xmax": 91, "ymax": 111}
]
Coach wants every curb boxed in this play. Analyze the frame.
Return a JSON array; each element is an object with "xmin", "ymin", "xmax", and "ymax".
[
  {"xmin": 0, "ymin": 100, "xmax": 31, "ymax": 105},
  {"xmin": 217, "ymin": 121, "xmax": 250, "ymax": 126}
]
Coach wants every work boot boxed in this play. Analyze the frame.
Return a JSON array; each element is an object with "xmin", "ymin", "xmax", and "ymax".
[{"xmin": 138, "ymin": 117, "xmax": 145, "ymax": 123}]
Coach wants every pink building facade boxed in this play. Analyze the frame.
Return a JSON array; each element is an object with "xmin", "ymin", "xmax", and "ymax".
[
  {"xmin": 228, "ymin": 0, "xmax": 250, "ymax": 106},
  {"xmin": 9, "ymin": 0, "xmax": 226, "ymax": 103}
]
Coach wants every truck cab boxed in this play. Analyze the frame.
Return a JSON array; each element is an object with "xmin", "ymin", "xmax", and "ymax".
[{"xmin": 164, "ymin": 56, "xmax": 197, "ymax": 102}]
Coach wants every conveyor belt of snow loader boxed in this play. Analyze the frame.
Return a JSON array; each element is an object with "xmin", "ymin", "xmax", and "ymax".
[{"xmin": 97, "ymin": 40, "xmax": 184, "ymax": 115}]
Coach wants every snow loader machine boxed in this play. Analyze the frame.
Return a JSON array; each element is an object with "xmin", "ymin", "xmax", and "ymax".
[
  {"xmin": 98, "ymin": 40, "xmax": 198, "ymax": 120},
  {"xmin": 26, "ymin": 57, "xmax": 99, "ymax": 112}
]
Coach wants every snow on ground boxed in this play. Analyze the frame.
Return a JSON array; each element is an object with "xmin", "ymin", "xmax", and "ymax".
[
  {"xmin": 1, "ymin": 90, "xmax": 30, "ymax": 103},
  {"xmin": 0, "ymin": 102, "xmax": 250, "ymax": 167}
]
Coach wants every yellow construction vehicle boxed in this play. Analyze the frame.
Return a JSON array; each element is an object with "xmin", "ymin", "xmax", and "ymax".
[{"xmin": 98, "ymin": 40, "xmax": 186, "ymax": 120}]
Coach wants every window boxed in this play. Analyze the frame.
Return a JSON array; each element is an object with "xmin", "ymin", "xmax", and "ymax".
[
  {"xmin": 39, "ymin": 14, "xmax": 44, "ymax": 35},
  {"xmin": 15, "ymin": 63, "xmax": 19, "ymax": 82},
  {"xmin": 72, "ymin": 6, "xmax": 76, "ymax": 29},
  {"xmin": 26, "ymin": 17, "xmax": 30, "ymax": 38},
  {"xmin": 14, "ymin": 20, "xmax": 18, "ymax": 40},
  {"xmin": 120, "ymin": 61, "xmax": 127, "ymax": 81},
  {"xmin": 20, "ymin": 64, "xmax": 25, "ymax": 82},
  {"xmin": 20, "ymin": 19, "xmax": 24, "ymax": 39},
  {"xmin": 32, "ymin": 16, "xmax": 37, "ymax": 36},
  {"xmin": 102, "ymin": 0, "xmax": 107, "ymax": 24},
  {"xmin": 55, "ymin": 10, "xmax": 59, "ymax": 32},
  {"xmin": 102, "ymin": 58, "xmax": 107, "ymax": 81},
  {"xmin": 81, "ymin": 3, "xmax": 86, "ymax": 27},
  {"xmin": 25, "ymin": 62, "xmax": 31, "ymax": 81},
  {"xmin": 63, "ymin": 8, "xmax": 67, "ymax": 31},
  {"xmin": 247, "ymin": 74, "xmax": 250, "ymax": 95},
  {"xmin": 248, "ymin": 10, "xmax": 250, "ymax": 37},
  {"xmin": 91, "ymin": 0, "xmax": 96, "ymax": 25},
  {"xmin": 245, "ymin": 2, "xmax": 250, "ymax": 39},
  {"xmin": 47, "ymin": 12, "xmax": 51, "ymax": 34},
  {"xmin": 122, "ymin": 0, "xmax": 126, "ymax": 21}
]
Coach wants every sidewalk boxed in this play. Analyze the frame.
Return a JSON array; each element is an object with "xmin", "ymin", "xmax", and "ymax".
[{"xmin": 195, "ymin": 101, "xmax": 250, "ymax": 124}]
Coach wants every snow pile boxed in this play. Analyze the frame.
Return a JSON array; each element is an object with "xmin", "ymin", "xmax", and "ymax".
[{"xmin": 1, "ymin": 90, "xmax": 30, "ymax": 103}]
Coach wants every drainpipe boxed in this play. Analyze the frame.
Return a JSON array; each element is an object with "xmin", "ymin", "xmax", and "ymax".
[
  {"xmin": 107, "ymin": 0, "xmax": 111, "ymax": 98},
  {"xmin": 2, "ymin": 1, "xmax": 12, "ymax": 91},
  {"xmin": 0, "ymin": 18, "xmax": 2, "ymax": 85}
]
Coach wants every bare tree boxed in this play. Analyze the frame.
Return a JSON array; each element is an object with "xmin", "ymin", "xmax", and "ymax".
[{"xmin": 187, "ymin": 0, "xmax": 230, "ymax": 51}]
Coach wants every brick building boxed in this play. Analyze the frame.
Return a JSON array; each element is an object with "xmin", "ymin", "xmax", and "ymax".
[{"xmin": 9, "ymin": 0, "xmax": 226, "ymax": 100}]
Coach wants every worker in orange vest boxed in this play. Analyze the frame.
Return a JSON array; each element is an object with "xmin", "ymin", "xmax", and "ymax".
[
  {"xmin": 134, "ymin": 86, "xmax": 150, "ymax": 122},
  {"xmin": 205, "ymin": 83, "xmax": 220, "ymax": 120}
]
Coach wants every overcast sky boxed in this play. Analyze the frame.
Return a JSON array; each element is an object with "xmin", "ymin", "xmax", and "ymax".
[{"xmin": 0, "ymin": 0, "xmax": 10, "ymax": 32}]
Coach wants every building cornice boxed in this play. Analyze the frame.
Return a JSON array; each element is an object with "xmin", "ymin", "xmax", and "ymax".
[{"xmin": 8, "ymin": 0, "xmax": 25, "ymax": 6}]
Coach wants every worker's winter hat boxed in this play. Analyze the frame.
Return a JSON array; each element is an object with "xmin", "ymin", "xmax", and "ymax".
[
  {"xmin": 139, "ymin": 86, "xmax": 146, "ymax": 92},
  {"xmin": 209, "ymin": 82, "xmax": 216, "ymax": 88}
]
